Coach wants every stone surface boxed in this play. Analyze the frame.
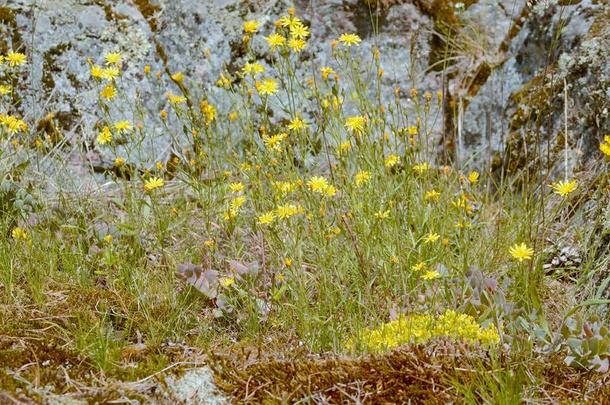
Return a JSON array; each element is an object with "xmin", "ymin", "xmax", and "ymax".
[{"xmin": 1, "ymin": 0, "xmax": 608, "ymax": 180}]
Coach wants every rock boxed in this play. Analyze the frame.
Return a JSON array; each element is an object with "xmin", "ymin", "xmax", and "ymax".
[
  {"xmin": 1, "ymin": 0, "xmax": 608, "ymax": 182},
  {"xmin": 163, "ymin": 367, "xmax": 228, "ymax": 404}
]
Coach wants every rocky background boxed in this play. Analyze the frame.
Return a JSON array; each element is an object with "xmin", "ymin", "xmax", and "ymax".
[{"xmin": 1, "ymin": 0, "xmax": 608, "ymax": 186}]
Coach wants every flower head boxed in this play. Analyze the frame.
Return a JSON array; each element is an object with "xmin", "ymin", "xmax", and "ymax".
[
  {"xmin": 255, "ymin": 78, "xmax": 279, "ymax": 96},
  {"xmin": 114, "ymin": 120, "xmax": 132, "ymax": 134},
  {"xmin": 6, "ymin": 51, "xmax": 27, "ymax": 67},
  {"xmin": 384, "ymin": 154, "xmax": 399, "ymax": 168},
  {"xmin": 144, "ymin": 177, "xmax": 164, "ymax": 192},
  {"xmin": 96, "ymin": 126, "xmax": 112, "ymax": 145},
  {"xmin": 345, "ymin": 115, "xmax": 366, "ymax": 133},
  {"xmin": 105, "ymin": 52, "xmax": 122, "ymax": 65},
  {"xmin": 421, "ymin": 270, "xmax": 440, "ymax": 280},
  {"xmin": 338, "ymin": 33, "xmax": 362, "ymax": 47},
  {"xmin": 243, "ymin": 20, "xmax": 260, "ymax": 34},
  {"xmin": 266, "ymin": 33, "xmax": 286, "ymax": 50},
  {"xmin": 550, "ymin": 179, "xmax": 577, "ymax": 197},
  {"xmin": 258, "ymin": 211, "xmax": 276, "ymax": 225},
  {"xmin": 354, "ymin": 171, "xmax": 371, "ymax": 187},
  {"xmin": 424, "ymin": 232, "xmax": 440, "ymax": 243},
  {"xmin": 509, "ymin": 243, "xmax": 534, "ymax": 262},
  {"xmin": 600, "ymin": 136, "xmax": 610, "ymax": 157},
  {"xmin": 100, "ymin": 84, "xmax": 117, "ymax": 100}
]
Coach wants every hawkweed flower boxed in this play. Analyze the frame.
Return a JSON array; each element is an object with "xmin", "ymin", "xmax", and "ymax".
[
  {"xmin": 0, "ymin": 85, "xmax": 12, "ymax": 95},
  {"xmin": 11, "ymin": 227, "xmax": 29, "ymax": 242},
  {"xmin": 243, "ymin": 20, "xmax": 260, "ymax": 34},
  {"xmin": 425, "ymin": 190, "xmax": 441, "ymax": 202},
  {"xmin": 509, "ymin": 243, "xmax": 534, "ymax": 262},
  {"xmin": 101, "ymin": 67, "xmax": 119, "ymax": 80},
  {"xmin": 6, "ymin": 51, "xmax": 27, "ymax": 67},
  {"xmin": 100, "ymin": 84, "xmax": 117, "ymax": 100},
  {"xmin": 468, "ymin": 171, "xmax": 480, "ymax": 184},
  {"xmin": 384, "ymin": 154, "xmax": 399, "ymax": 168},
  {"xmin": 374, "ymin": 210, "xmax": 390, "ymax": 219},
  {"xmin": 114, "ymin": 120, "xmax": 132, "ymax": 134},
  {"xmin": 229, "ymin": 182, "xmax": 244, "ymax": 193},
  {"xmin": 421, "ymin": 270, "xmax": 440, "ymax": 280},
  {"xmin": 266, "ymin": 33, "xmax": 286, "ymax": 50},
  {"xmin": 288, "ymin": 116, "xmax": 307, "ymax": 131},
  {"xmin": 287, "ymin": 38, "xmax": 306, "ymax": 53},
  {"xmin": 354, "ymin": 171, "xmax": 371, "ymax": 187},
  {"xmin": 104, "ymin": 52, "xmax": 122, "ymax": 65},
  {"xmin": 96, "ymin": 126, "xmax": 112, "ymax": 145},
  {"xmin": 338, "ymin": 33, "xmax": 362, "ymax": 47},
  {"xmin": 320, "ymin": 66, "xmax": 336, "ymax": 80},
  {"xmin": 255, "ymin": 78, "xmax": 279, "ymax": 96},
  {"xmin": 600, "ymin": 136, "xmax": 610, "ymax": 157},
  {"xmin": 345, "ymin": 115, "xmax": 366, "ymax": 133},
  {"xmin": 413, "ymin": 162, "xmax": 430, "ymax": 174},
  {"xmin": 550, "ymin": 179, "xmax": 577, "ymax": 197},
  {"xmin": 171, "ymin": 71, "xmax": 184, "ymax": 82},
  {"xmin": 144, "ymin": 177, "xmax": 164, "ymax": 192},
  {"xmin": 258, "ymin": 211, "xmax": 276, "ymax": 225},
  {"xmin": 242, "ymin": 62, "xmax": 265, "ymax": 76},
  {"xmin": 167, "ymin": 92, "xmax": 187, "ymax": 104},
  {"xmin": 424, "ymin": 232, "xmax": 440, "ymax": 243}
]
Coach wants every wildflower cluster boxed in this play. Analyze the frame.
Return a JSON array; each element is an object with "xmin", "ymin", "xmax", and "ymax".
[{"xmin": 349, "ymin": 310, "xmax": 500, "ymax": 353}]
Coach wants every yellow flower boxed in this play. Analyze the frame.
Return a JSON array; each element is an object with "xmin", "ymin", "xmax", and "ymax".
[
  {"xmin": 0, "ymin": 85, "xmax": 12, "ymax": 95},
  {"xmin": 411, "ymin": 262, "xmax": 426, "ymax": 272},
  {"xmin": 344, "ymin": 115, "xmax": 366, "ymax": 133},
  {"xmin": 204, "ymin": 239, "xmax": 215, "ymax": 248},
  {"xmin": 219, "ymin": 277, "xmax": 235, "ymax": 288},
  {"xmin": 6, "ymin": 51, "xmax": 27, "ymax": 67},
  {"xmin": 337, "ymin": 141, "xmax": 352, "ymax": 155},
  {"xmin": 105, "ymin": 52, "xmax": 122, "ymax": 65},
  {"xmin": 101, "ymin": 67, "xmax": 120, "ymax": 80},
  {"xmin": 509, "ymin": 243, "xmax": 534, "ymax": 262},
  {"xmin": 348, "ymin": 310, "xmax": 499, "ymax": 353},
  {"xmin": 600, "ymin": 136, "xmax": 610, "ymax": 157},
  {"xmin": 229, "ymin": 182, "xmax": 244, "ymax": 193},
  {"xmin": 258, "ymin": 211, "xmax": 276, "ymax": 225},
  {"xmin": 230, "ymin": 196, "xmax": 246, "ymax": 212},
  {"xmin": 171, "ymin": 71, "xmax": 184, "ymax": 82},
  {"xmin": 289, "ymin": 22, "xmax": 309, "ymax": 39},
  {"xmin": 413, "ymin": 162, "xmax": 430, "ymax": 174},
  {"xmin": 338, "ymin": 33, "xmax": 362, "ymax": 47},
  {"xmin": 407, "ymin": 125, "xmax": 418, "ymax": 136},
  {"xmin": 320, "ymin": 66, "xmax": 336, "ymax": 80},
  {"xmin": 421, "ymin": 270, "xmax": 440, "ymax": 280},
  {"xmin": 468, "ymin": 171, "xmax": 480, "ymax": 184},
  {"xmin": 242, "ymin": 62, "xmax": 265, "ymax": 76},
  {"xmin": 96, "ymin": 126, "xmax": 112, "ymax": 145},
  {"xmin": 11, "ymin": 227, "xmax": 29, "ymax": 241},
  {"xmin": 262, "ymin": 132, "xmax": 288, "ymax": 151},
  {"xmin": 550, "ymin": 179, "xmax": 577, "ymax": 197},
  {"xmin": 354, "ymin": 170, "xmax": 371, "ymax": 187},
  {"xmin": 243, "ymin": 20, "xmax": 260, "ymax": 34},
  {"xmin": 276, "ymin": 204, "xmax": 302, "ymax": 219},
  {"xmin": 307, "ymin": 176, "xmax": 329, "ymax": 193},
  {"xmin": 167, "ymin": 92, "xmax": 187, "ymax": 104},
  {"xmin": 114, "ymin": 157, "xmax": 125, "ymax": 167},
  {"xmin": 90, "ymin": 65, "xmax": 104, "ymax": 79},
  {"xmin": 200, "ymin": 100, "xmax": 217, "ymax": 124},
  {"xmin": 144, "ymin": 177, "xmax": 164, "ymax": 192},
  {"xmin": 114, "ymin": 120, "xmax": 132, "ymax": 133},
  {"xmin": 0, "ymin": 115, "xmax": 27, "ymax": 134},
  {"xmin": 424, "ymin": 232, "xmax": 440, "ymax": 243},
  {"xmin": 288, "ymin": 116, "xmax": 307, "ymax": 131},
  {"xmin": 384, "ymin": 154, "xmax": 399, "ymax": 168},
  {"xmin": 425, "ymin": 190, "xmax": 441, "ymax": 201},
  {"xmin": 287, "ymin": 37, "xmax": 306, "ymax": 53},
  {"xmin": 255, "ymin": 78, "xmax": 279, "ymax": 96},
  {"xmin": 375, "ymin": 209, "xmax": 390, "ymax": 219},
  {"xmin": 100, "ymin": 84, "xmax": 117, "ymax": 100},
  {"xmin": 266, "ymin": 33, "xmax": 286, "ymax": 50}
]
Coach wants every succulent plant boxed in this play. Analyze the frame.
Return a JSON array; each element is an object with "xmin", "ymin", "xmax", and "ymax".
[{"xmin": 560, "ymin": 313, "xmax": 610, "ymax": 372}]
